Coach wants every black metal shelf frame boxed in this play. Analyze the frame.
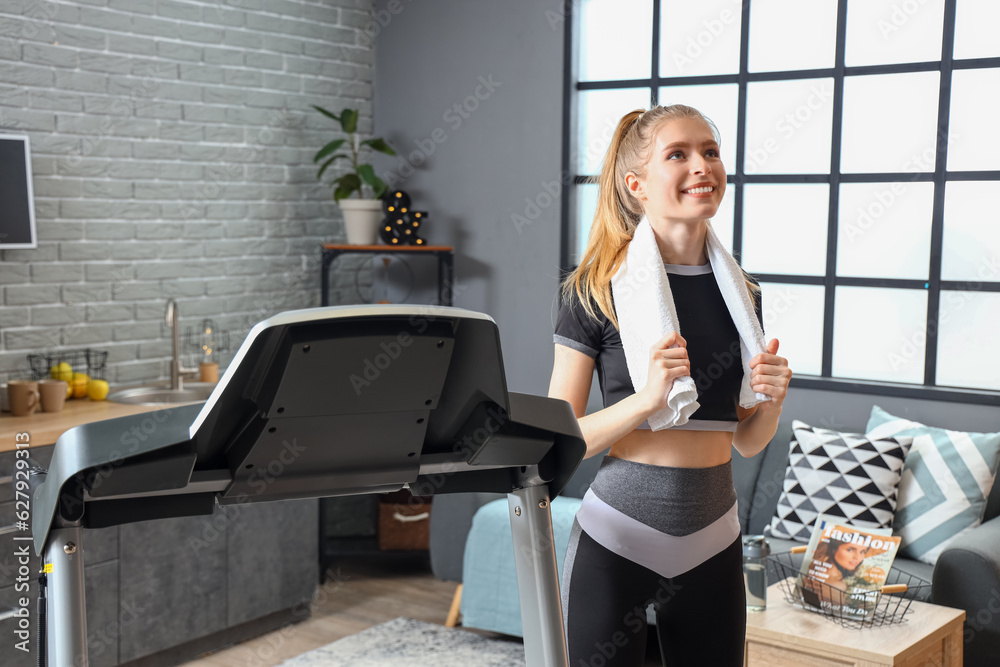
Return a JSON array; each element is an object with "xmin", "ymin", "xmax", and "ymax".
[{"xmin": 558, "ymin": 0, "xmax": 1000, "ymax": 406}]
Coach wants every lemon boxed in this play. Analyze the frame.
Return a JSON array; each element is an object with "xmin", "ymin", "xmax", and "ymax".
[
  {"xmin": 71, "ymin": 372, "xmax": 90, "ymax": 399},
  {"xmin": 87, "ymin": 379, "xmax": 109, "ymax": 401},
  {"xmin": 50, "ymin": 362, "xmax": 73, "ymax": 381},
  {"xmin": 65, "ymin": 381, "xmax": 73, "ymax": 399}
]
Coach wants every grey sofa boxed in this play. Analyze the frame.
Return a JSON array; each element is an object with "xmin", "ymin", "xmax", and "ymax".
[{"xmin": 429, "ymin": 385, "xmax": 1000, "ymax": 667}]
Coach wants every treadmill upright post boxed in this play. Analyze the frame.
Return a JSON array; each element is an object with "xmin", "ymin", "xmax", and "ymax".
[
  {"xmin": 507, "ymin": 483, "xmax": 569, "ymax": 667},
  {"xmin": 45, "ymin": 523, "xmax": 88, "ymax": 667}
]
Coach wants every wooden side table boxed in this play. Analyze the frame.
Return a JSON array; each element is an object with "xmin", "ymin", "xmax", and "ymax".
[
  {"xmin": 320, "ymin": 244, "xmax": 455, "ymax": 307},
  {"xmin": 745, "ymin": 579, "xmax": 965, "ymax": 666}
]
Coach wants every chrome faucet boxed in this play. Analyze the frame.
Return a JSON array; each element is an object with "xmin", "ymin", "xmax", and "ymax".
[{"xmin": 165, "ymin": 299, "xmax": 199, "ymax": 390}]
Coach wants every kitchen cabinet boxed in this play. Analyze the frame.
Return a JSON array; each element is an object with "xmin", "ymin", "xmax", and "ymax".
[
  {"xmin": 118, "ymin": 513, "xmax": 228, "ymax": 663},
  {"xmin": 0, "ymin": 569, "xmax": 116, "ymax": 667},
  {"xmin": 83, "ymin": 560, "xmax": 120, "ymax": 667},
  {"xmin": 227, "ymin": 499, "xmax": 318, "ymax": 627},
  {"xmin": 0, "ymin": 583, "xmax": 34, "ymax": 667},
  {"xmin": 0, "ymin": 446, "xmax": 119, "ymax": 667},
  {"xmin": 0, "ymin": 434, "xmax": 317, "ymax": 666}
]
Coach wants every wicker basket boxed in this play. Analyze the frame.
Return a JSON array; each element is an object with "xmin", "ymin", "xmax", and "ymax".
[
  {"xmin": 377, "ymin": 499, "xmax": 431, "ymax": 551},
  {"xmin": 27, "ymin": 348, "xmax": 108, "ymax": 381}
]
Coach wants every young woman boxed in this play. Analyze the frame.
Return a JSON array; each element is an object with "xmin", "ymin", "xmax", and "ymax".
[{"xmin": 549, "ymin": 104, "xmax": 792, "ymax": 665}]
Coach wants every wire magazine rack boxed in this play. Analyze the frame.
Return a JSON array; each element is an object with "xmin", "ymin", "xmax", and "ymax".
[{"xmin": 769, "ymin": 550, "xmax": 931, "ymax": 629}]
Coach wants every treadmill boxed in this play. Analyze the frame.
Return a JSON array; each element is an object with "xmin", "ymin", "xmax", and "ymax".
[{"xmin": 30, "ymin": 304, "xmax": 586, "ymax": 667}]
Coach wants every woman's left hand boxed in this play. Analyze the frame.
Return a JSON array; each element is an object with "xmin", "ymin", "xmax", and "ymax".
[{"xmin": 750, "ymin": 338, "xmax": 792, "ymax": 413}]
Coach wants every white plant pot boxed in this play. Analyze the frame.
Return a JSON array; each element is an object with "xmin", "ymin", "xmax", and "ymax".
[{"xmin": 338, "ymin": 198, "xmax": 383, "ymax": 245}]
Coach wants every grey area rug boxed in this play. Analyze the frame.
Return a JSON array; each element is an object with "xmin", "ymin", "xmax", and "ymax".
[{"xmin": 278, "ymin": 617, "xmax": 526, "ymax": 667}]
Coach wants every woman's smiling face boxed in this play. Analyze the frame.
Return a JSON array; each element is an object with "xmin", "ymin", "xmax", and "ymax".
[{"xmin": 629, "ymin": 116, "xmax": 726, "ymax": 225}]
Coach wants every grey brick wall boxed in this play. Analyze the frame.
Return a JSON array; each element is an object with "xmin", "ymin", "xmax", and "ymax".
[{"xmin": 0, "ymin": 0, "xmax": 379, "ymax": 385}]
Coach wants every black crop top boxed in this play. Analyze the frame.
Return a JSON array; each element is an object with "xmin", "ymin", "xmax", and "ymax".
[{"xmin": 553, "ymin": 262, "xmax": 763, "ymax": 432}]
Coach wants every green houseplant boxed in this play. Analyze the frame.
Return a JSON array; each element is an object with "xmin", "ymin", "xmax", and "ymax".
[{"xmin": 312, "ymin": 105, "xmax": 397, "ymax": 244}]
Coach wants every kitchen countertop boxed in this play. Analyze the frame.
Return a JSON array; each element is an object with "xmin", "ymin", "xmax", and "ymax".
[{"xmin": 0, "ymin": 398, "xmax": 193, "ymax": 453}]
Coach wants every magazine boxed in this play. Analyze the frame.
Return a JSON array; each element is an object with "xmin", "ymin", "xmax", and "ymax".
[{"xmin": 794, "ymin": 515, "xmax": 902, "ymax": 621}]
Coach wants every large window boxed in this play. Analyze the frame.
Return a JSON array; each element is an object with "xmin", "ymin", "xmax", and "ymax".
[{"xmin": 559, "ymin": 0, "xmax": 1000, "ymax": 404}]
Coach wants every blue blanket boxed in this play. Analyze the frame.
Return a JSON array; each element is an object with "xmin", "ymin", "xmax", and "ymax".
[{"xmin": 460, "ymin": 496, "xmax": 582, "ymax": 637}]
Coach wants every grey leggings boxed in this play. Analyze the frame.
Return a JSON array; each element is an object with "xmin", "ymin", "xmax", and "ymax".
[{"xmin": 561, "ymin": 456, "xmax": 746, "ymax": 666}]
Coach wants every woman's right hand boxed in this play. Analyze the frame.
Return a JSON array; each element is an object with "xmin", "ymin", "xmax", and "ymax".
[{"xmin": 639, "ymin": 332, "xmax": 691, "ymax": 413}]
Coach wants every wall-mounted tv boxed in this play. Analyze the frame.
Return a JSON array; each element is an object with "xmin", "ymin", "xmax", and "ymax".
[{"xmin": 0, "ymin": 133, "xmax": 37, "ymax": 249}]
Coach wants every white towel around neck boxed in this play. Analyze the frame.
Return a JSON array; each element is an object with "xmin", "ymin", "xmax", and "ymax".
[{"xmin": 610, "ymin": 215, "xmax": 771, "ymax": 430}]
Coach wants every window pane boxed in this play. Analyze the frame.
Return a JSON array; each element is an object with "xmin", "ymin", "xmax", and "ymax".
[
  {"xmin": 742, "ymin": 184, "xmax": 829, "ymax": 275},
  {"xmin": 576, "ymin": 88, "xmax": 650, "ymax": 174},
  {"xmin": 711, "ymin": 189, "xmax": 735, "ymax": 255},
  {"xmin": 937, "ymin": 291, "xmax": 1000, "ymax": 391},
  {"xmin": 658, "ymin": 0, "xmax": 743, "ymax": 78},
  {"xmin": 947, "ymin": 68, "xmax": 1000, "ymax": 172},
  {"xmin": 954, "ymin": 0, "xmax": 1000, "ymax": 59},
  {"xmin": 744, "ymin": 78, "xmax": 835, "ymax": 174},
  {"xmin": 658, "ymin": 84, "xmax": 739, "ymax": 170},
  {"xmin": 837, "ymin": 182, "xmax": 934, "ymax": 279},
  {"xmin": 572, "ymin": 182, "xmax": 600, "ymax": 267},
  {"xmin": 941, "ymin": 181, "xmax": 1000, "ymax": 281},
  {"xmin": 845, "ymin": 0, "xmax": 945, "ymax": 67},
  {"xmin": 833, "ymin": 286, "xmax": 927, "ymax": 384},
  {"xmin": 579, "ymin": 0, "xmax": 652, "ymax": 82},
  {"xmin": 749, "ymin": 0, "xmax": 838, "ymax": 73},
  {"xmin": 759, "ymin": 282, "xmax": 825, "ymax": 376},
  {"xmin": 840, "ymin": 71, "xmax": 940, "ymax": 174}
]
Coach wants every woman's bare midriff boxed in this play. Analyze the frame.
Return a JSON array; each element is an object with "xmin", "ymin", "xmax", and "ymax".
[{"xmin": 608, "ymin": 427, "xmax": 734, "ymax": 468}]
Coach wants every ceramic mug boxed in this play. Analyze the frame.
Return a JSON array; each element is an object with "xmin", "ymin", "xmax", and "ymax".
[
  {"xmin": 39, "ymin": 379, "xmax": 68, "ymax": 413},
  {"xmin": 8, "ymin": 380, "xmax": 40, "ymax": 417}
]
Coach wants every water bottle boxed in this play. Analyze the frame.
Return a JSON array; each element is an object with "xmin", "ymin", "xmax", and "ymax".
[{"xmin": 742, "ymin": 535, "xmax": 770, "ymax": 612}]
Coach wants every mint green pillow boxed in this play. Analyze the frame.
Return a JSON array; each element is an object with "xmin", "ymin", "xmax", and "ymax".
[{"xmin": 866, "ymin": 404, "xmax": 1000, "ymax": 565}]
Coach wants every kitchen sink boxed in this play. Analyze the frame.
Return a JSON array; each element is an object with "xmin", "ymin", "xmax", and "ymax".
[{"xmin": 107, "ymin": 382, "xmax": 218, "ymax": 406}]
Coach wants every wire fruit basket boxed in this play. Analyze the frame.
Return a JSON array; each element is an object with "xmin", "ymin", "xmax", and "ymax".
[
  {"xmin": 28, "ymin": 348, "xmax": 108, "ymax": 382},
  {"xmin": 769, "ymin": 548, "xmax": 931, "ymax": 629}
]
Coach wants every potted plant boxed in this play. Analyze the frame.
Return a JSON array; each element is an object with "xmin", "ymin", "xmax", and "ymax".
[{"xmin": 312, "ymin": 105, "xmax": 397, "ymax": 244}]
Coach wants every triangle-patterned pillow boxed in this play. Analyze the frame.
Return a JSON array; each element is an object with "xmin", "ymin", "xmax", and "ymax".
[{"xmin": 765, "ymin": 419, "xmax": 914, "ymax": 543}]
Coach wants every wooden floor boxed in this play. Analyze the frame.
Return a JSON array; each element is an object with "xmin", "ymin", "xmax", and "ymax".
[
  {"xmin": 178, "ymin": 554, "xmax": 510, "ymax": 666},
  {"xmin": 179, "ymin": 554, "xmax": 664, "ymax": 666}
]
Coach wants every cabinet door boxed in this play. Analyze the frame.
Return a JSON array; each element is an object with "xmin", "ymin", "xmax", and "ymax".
[
  {"xmin": 227, "ymin": 498, "xmax": 318, "ymax": 626},
  {"xmin": 118, "ymin": 513, "xmax": 227, "ymax": 663},
  {"xmin": 0, "ymin": 505, "xmax": 100, "ymax": 593},
  {"xmin": 83, "ymin": 560, "xmax": 120, "ymax": 667},
  {"xmin": 0, "ymin": 445, "xmax": 53, "ymax": 505},
  {"xmin": 0, "ymin": 582, "xmax": 34, "ymax": 667},
  {"xmin": 0, "ymin": 559, "xmax": 119, "ymax": 667},
  {"xmin": 83, "ymin": 525, "xmax": 118, "ymax": 568},
  {"xmin": 0, "ymin": 446, "xmax": 53, "ymax": 588},
  {"xmin": 0, "ymin": 443, "xmax": 118, "ymax": 666},
  {"xmin": 0, "ymin": 501, "xmax": 28, "ymax": 590}
]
